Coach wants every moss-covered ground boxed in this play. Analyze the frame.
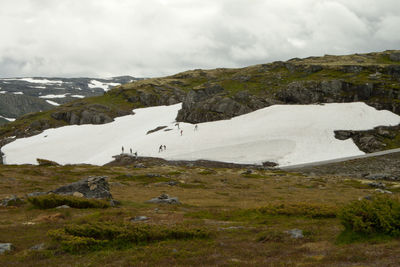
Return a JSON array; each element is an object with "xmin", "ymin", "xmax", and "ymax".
[{"xmin": 1, "ymin": 163, "xmax": 400, "ymax": 266}]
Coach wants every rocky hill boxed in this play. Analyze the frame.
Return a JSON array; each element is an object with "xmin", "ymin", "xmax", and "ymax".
[
  {"xmin": 0, "ymin": 76, "xmax": 140, "ymax": 125},
  {"xmin": 1, "ymin": 50, "xmax": 400, "ymax": 153}
]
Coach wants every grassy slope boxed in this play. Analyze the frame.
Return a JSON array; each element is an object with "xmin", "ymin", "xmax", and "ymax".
[{"xmin": 1, "ymin": 163, "xmax": 400, "ymax": 266}]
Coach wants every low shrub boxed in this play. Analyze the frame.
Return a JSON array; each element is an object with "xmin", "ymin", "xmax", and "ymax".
[
  {"xmin": 257, "ymin": 203, "xmax": 338, "ymax": 218},
  {"xmin": 28, "ymin": 194, "xmax": 110, "ymax": 209},
  {"xmin": 48, "ymin": 223, "xmax": 211, "ymax": 252},
  {"xmin": 339, "ymin": 195, "xmax": 400, "ymax": 236}
]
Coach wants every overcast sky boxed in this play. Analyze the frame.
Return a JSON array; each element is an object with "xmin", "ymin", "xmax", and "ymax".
[{"xmin": 0, "ymin": 0, "xmax": 399, "ymax": 78}]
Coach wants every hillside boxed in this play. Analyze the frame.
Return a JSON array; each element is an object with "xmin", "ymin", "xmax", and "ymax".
[
  {"xmin": 1, "ymin": 50, "xmax": 400, "ymax": 154},
  {"xmin": 0, "ymin": 76, "xmax": 140, "ymax": 124}
]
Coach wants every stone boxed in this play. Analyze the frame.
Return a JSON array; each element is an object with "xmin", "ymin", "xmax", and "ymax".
[
  {"xmin": 146, "ymin": 193, "xmax": 180, "ymax": 204},
  {"xmin": 134, "ymin": 163, "xmax": 146, "ymax": 168},
  {"xmin": 242, "ymin": 169, "xmax": 253, "ymax": 175},
  {"xmin": 368, "ymin": 182, "xmax": 386, "ymax": 189},
  {"xmin": 130, "ymin": 216, "xmax": 149, "ymax": 222},
  {"xmin": 375, "ymin": 188, "xmax": 392, "ymax": 194},
  {"xmin": 56, "ymin": 205, "xmax": 71, "ymax": 209},
  {"xmin": 30, "ymin": 243, "xmax": 45, "ymax": 251},
  {"xmin": 73, "ymin": 192, "xmax": 84, "ymax": 198},
  {"xmin": 390, "ymin": 52, "xmax": 400, "ymax": 62},
  {"xmin": 0, "ymin": 195, "xmax": 23, "ymax": 207},
  {"xmin": 50, "ymin": 176, "xmax": 112, "ymax": 199},
  {"xmin": 285, "ymin": 229, "xmax": 304, "ymax": 239},
  {"xmin": 26, "ymin": 192, "xmax": 48, "ymax": 198},
  {"xmin": 0, "ymin": 243, "xmax": 13, "ymax": 254}
]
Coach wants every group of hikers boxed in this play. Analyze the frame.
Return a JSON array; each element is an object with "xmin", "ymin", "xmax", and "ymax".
[{"xmin": 119, "ymin": 123, "xmax": 200, "ymax": 157}]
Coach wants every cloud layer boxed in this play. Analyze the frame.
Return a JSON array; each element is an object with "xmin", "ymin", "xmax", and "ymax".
[{"xmin": 0, "ymin": 0, "xmax": 399, "ymax": 78}]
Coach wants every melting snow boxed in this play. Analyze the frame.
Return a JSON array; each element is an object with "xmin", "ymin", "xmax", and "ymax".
[
  {"xmin": 0, "ymin": 115, "xmax": 16, "ymax": 122},
  {"xmin": 88, "ymin": 80, "xmax": 120, "ymax": 91},
  {"xmin": 13, "ymin": 92, "xmax": 23, "ymax": 95},
  {"xmin": 71, "ymin": 95, "xmax": 85, "ymax": 98},
  {"xmin": 2, "ymin": 102, "xmax": 400, "ymax": 166},
  {"xmin": 45, "ymin": 100, "xmax": 60, "ymax": 106},
  {"xmin": 39, "ymin": 94, "xmax": 67, "ymax": 99}
]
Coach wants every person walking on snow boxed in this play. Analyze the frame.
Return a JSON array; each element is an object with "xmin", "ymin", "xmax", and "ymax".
[
  {"xmin": 122, "ymin": 146, "xmax": 124, "ymax": 154},
  {"xmin": 163, "ymin": 145, "xmax": 166, "ymax": 151},
  {"xmin": 180, "ymin": 130, "xmax": 183, "ymax": 136},
  {"xmin": 159, "ymin": 145, "xmax": 163, "ymax": 153},
  {"xmin": 130, "ymin": 148, "xmax": 132, "ymax": 154},
  {"xmin": 194, "ymin": 125, "xmax": 198, "ymax": 131}
]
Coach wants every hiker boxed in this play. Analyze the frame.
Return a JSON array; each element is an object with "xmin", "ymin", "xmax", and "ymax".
[
  {"xmin": 194, "ymin": 124, "xmax": 198, "ymax": 131},
  {"xmin": 130, "ymin": 148, "xmax": 132, "ymax": 154},
  {"xmin": 122, "ymin": 146, "xmax": 124, "ymax": 154},
  {"xmin": 159, "ymin": 145, "xmax": 163, "ymax": 153},
  {"xmin": 134, "ymin": 152, "xmax": 138, "ymax": 158},
  {"xmin": 180, "ymin": 130, "xmax": 183, "ymax": 136},
  {"xmin": 163, "ymin": 145, "xmax": 166, "ymax": 151},
  {"xmin": 175, "ymin": 122, "xmax": 180, "ymax": 129}
]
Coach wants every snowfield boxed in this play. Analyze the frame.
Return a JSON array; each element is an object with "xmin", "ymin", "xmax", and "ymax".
[
  {"xmin": 2, "ymin": 102, "xmax": 400, "ymax": 166},
  {"xmin": 88, "ymin": 80, "xmax": 120, "ymax": 91}
]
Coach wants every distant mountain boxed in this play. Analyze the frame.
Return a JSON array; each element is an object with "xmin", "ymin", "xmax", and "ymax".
[{"xmin": 0, "ymin": 76, "xmax": 141, "ymax": 125}]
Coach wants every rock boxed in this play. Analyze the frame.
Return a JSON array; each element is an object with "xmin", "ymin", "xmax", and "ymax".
[
  {"xmin": 146, "ymin": 193, "xmax": 180, "ymax": 204},
  {"xmin": 365, "ymin": 173, "xmax": 394, "ymax": 181},
  {"xmin": 285, "ymin": 229, "xmax": 304, "ymax": 239},
  {"xmin": 146, "ymin": 126, "xmax": 167, "ymax": 135},
  {"xmin": 334, "ymin": 130, "xmax": 353, "ymax": 140},
  {"xmin": 262, "ymin": 161, "xmax": 278, "ymax": 168},
  {"xmin": 50, "ymin": 176, "xmax": 112, "ymax": 199},
  {"xmin": 390, "ymin": 52, "xmax": 400, "ymax": 62},
  {"xmin": 242, "ymin": 169, "xmax": 253, "ymax": 175},
  {"xmin": 368, "ymin": 182, "xmax": 386, "ymax": 189},
  {"xmin": 130, "ymin": 216, "xmax": 149, "ymax": 222},
  {"xmin": 134, "ymin": 163, "xmax": 146, "ymax": 168},
  {"xmin": 146, "ymin": 173, "xmax": 161, "ymax": 178},
  {"xmin": 166, "ymin": 181, "xmax": 179, "ymax": 186},
  {"xmin": 0, "ymin": 195, "xmax": 24, "ymax": 207},
  {"xmin": 375, "ymin": 188, "xmax": 392, "ymax": 194},
  {"xmin": 0, "ymin": 243, "xmax": 13, "ymax": 254},
  {"xmin": 56, "ymin": 205, "xmax": 71, "ymax": 209},
  {"xmin": 26, "ymin": 192, "xmax": 47, "ymax": 198},
  {"xmin": 36, "ymin": 158, "xmax": 60, "ymax": 166},
  {"xmin": 30, "ymin": 243, "xmax": 45, "ymax": 251}
]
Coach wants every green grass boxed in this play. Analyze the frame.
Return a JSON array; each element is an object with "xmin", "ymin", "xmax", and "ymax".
[
  {"xmin": 28, "ymin": 194, "xmax": 110, "ymax": 209},
  {"xmin": 48, "ymin": 222, "xmax": 211, "ymax": 253}
]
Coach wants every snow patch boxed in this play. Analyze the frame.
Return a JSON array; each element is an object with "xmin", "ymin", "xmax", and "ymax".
[
  {"xmin": 88, "ymin": 80, "xmax": 120, "ymax": 91},
  {"xmin": 39, "ymin": 94, "xmax": 67, "ymax": 99},
  {"xmin": 0, "ymin": 115, "xmax": 16, "ymax": 122},
  {"xmin": 45, "ymin": 100, "xmax": 60, "ymax": 106},
  {"xmin": 13, "ymin": 92, "xmax": 23, "ymax": 95},
  {"xmin": 71, "ymin": 95, "xmax": 85, "ymax": 98},
  {"xmin": 3, "ymin": 102, "xmax": 400, "ymax": 166},
  {"xmin": 1, "ymin": 78, "xmax": 63, "ymax": 84}
]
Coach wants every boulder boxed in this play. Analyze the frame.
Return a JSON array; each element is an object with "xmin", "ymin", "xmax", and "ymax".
[
  {"xmin": 285, "ymin": 229, "xmax": 304, "ymax": 239},
  {"xmin": 146, "ymin": 193, "xmax": 180, "ymax": 204},
  {"xmin": 390, "ymin": 52, "xmax": 400, "ymax": 62},
  {"xmin": 0, "ymin": 243, "xmax": 13, "ymax": 254},
  {"xmin": 0, "ymin": 195, "xmax": 24, "ymax": 207},
  {"xmin": 50, "ymin": 176, "xmax": 112, "ymax": 199}
]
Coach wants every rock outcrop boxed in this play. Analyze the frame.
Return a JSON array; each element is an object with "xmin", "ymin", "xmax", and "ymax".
[{"xmin": 50, "ymin": 176, "xmax": 113, "ymax": 199}]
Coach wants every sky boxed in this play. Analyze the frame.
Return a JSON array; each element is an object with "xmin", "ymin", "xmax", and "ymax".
[{"xmin": 0, "ymin": 0, "xmax": 399, "ymax": 78}]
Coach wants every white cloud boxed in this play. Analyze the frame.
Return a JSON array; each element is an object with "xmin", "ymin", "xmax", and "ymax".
[{"xmin": 0, "ymin": 0, "xmax": 399, "ymax": 78}]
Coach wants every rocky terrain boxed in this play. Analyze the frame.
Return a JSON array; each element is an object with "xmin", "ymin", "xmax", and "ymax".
[{"xmin": 0, "ymin": 76, "xmax": 140, "ymax": 125}]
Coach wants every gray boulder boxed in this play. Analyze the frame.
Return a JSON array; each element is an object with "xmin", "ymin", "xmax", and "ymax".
[
  {"xmin": 0, "ymin": 195, "xmax": 23, "ymax": 207},
  {"xmin": 285, "ymin": 229, "xmax": 304, "ymax": 239},
  {"xmin": 50, "ymin": 176, "xmax": 112, "ymax": 199},
  {"xmin": 0, "ymin": 243, "xmax": 13, "ymax": 254},
  {"xmin": 146, "ymin": 193, "xmax": 180, "ymax": 204}
]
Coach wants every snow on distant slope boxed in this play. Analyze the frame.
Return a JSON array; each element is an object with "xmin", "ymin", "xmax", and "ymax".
[
  {"xmin": 45, "ymin": 100, "xmax": 60, "ymax": 106},
  {"xmin": 88, "ymin": 80, "xmax": 120, "ymax": 91},
  {"xmin": 0, "ymin": 115, "xmax": 15, "ymax": 122},
  {"xmin": 1, "ymin": 78, "xmax": 63, "ymax": 84},
  {"xmin": 39, "ymin": 94, "xmax": 67, "ymax": 99},
  {"xmin": 3, "ymin": 102, "xmax": 400, "ymax": 166}
]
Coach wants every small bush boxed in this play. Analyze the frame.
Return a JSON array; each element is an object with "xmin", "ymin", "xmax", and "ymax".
[
  {"xmin": 48, "ymin": 223, "xmax": 211, "ymax": 252},
  {"xmin": 28, "ymin": 194, "xmax": 110, "ymax": 209},
  {"xmin": 256, "ymin": 203, "xmax": 337, "ymax": 218},
  {"xmin": 339, "ymin": 195, "xmax": 400, "ymax": 236}
]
